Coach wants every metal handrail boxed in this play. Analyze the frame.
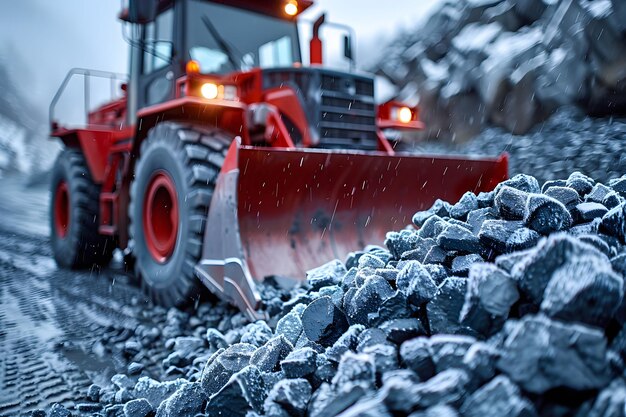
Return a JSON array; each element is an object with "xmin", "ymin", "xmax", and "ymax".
[{"xmin": 49, "ymin": 68, "xmax": 128, "ymax": 128}]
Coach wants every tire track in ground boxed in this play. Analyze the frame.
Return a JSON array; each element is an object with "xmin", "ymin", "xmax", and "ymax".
[{"xmin": 0, "ymin": 225, "xmax": 160, "ymax": 415}]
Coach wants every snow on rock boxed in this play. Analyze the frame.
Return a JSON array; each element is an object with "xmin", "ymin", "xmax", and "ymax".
[
  {"xmin": 53, "ymin": 170, "xmax": 626, "ymax": 416},
  {"xmin": 375, "ymin": 0, "xmax": 626, "ymax": 141}
]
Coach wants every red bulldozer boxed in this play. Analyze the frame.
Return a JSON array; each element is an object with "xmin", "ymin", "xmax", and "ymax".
[{"xmin": 49, "ymin": 0, "xmax": 508, "ymax": 319}]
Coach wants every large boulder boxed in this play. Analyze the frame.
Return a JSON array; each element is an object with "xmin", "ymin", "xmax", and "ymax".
[{"xmin": 497, "ymin": 315, "xmax": 611, "ymax": 393}]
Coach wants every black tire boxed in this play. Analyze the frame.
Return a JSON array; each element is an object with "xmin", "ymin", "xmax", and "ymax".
[
  {"xmin": 50, "ymin": 149, "xmax": 115, "ymax": 268},
  {"xmin": 129, "ymin": 123, "xmax": 230, "ymax": 307}
]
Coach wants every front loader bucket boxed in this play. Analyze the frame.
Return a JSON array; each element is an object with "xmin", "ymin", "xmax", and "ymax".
[{"xmin": 195, "ymin": 141, "xmax": 508, "ymax": 320}]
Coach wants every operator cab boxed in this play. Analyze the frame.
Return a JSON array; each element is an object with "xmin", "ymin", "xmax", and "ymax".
[{"xmin": 121, "ymin": 0, "xmax": 312, "ymax": 111}]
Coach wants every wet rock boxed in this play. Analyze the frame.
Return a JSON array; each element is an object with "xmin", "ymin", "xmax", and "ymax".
[
  {"xmin": 302, "ymin": 296, "xmax": 349, "ymax": 346},
  {"xmin": 385, "ymin": 230, "xmax": 421, "ymax": 259},
  {"xmin": 206, "ymin": 328, "xmax": 229, "ymax": 350},
  {"xmin": 207, "ymin": 366, "xmax": 265, "ymax": 416},
  {"xmin": 396, "ymin": 261, "xmax": 438, "ymax": 306},
  {"xmin": 380, "ymin": 318, "xmax": 427, "ymax": 344},
  {"xmin": 424, "ymin": 264, "xmax": 449, "ymax": 285},
  {"xmin": 603, "ymin": 191, "xmax": 624, "ymax": 210},
  {"xmin": 419, "ymin": 216, "xmax": 448, "ymax": 239},
  {"xmin": 544, "ymin": 186, "xmax": 581, "ymax": 210},
  {"xmin": 76, "ymin": 403, "xmax": 103, "ymax": 413},
  {"xmin": 335, "ymin": 398, "xmax": 393, "ymax": 417},
  {"xmin": 586, "ymin": 183, "xmax": 612, "ymax": 204},
  {"xmin": 276, "ymin": 305, "xmax": 305, "ymax": 345},
  {"xmin": 477, "ymin": 191, "xmax": 495, "ymax": 208},
  {"xmin": 325, "ymin": 325, "xmax": 364, "ymax": 363},
  {"xmin": 358, "ymin": 253, "xmax": 386, "ymax": 269},
  {"xmin": 494, "ymin": 186, "xmax": 529, "ymax": 220},
  {"xmin": 200, "ymin": 344, "xmax": 255, "ymax": 397},
  {"xmin": 414, "ymin": 369, "xmax": 470, "ymax": 409},
  {"xmin": 131, "ymin": 378, "xmax": 185, "ymax": 409},
  {"xmin": 478, "ymin": 220, "xmax": 530, "ymax": 253},
  {"xmin": 413, "ymin": 200, "xmax": 452, "ymax": 227},
  {"xmin": 155, "ymin": 383, "xmax": 205, "ymax": 417},
  {"xmin": 497, "ymin": 315, "xmax": 611, "ymax": 393},
  {"xmin": 427, "ymin": 278, "xmax": 472, "ymax": 335},
  {"xmin": 573, "ymin": 202, "xmax": 609, "ymax": 224},
  {"xmin": 497, "ymin": 174, "xmax": 541, "ymax": 194},
  {"xmin": 423, "ymin": 245, "xmax": 449, "ymax": 265},
  {"xmin": 467, "ymin": 207, "xmax": 498, "ymax": 233},
  {"xmin": 376, "ymin": 291, "xmax": 412, "ymax": 322},
  {"xmin": 87, "ymin": 384, "xmax": 101, "ymax": 402},
  {"xmin": 380, "ymin": 375, "xmax": 419, "ymax": 413},
  {"xmin": 511, "ymin": 234, "xmax": 601, "ymax": 304},
  {"xmin": 459, "ymin": 375, "xmax": 537, "ymax": 417},
  {"xmin": 362, "ymin": 343, "xmax": 399, "ymax": 375},
  {"xmin": 429, "ymin": 335, "xmax": 475, "ymax": 373},
  {"xmin": 123, "ymin": 399, "xmax": 153, "ymax": 417},
  {"xmin": 307, "ymin": 260, "xmax": 347, "ymax": 291},
  {"xmin": 437, "ymin": 224, "xmax": 481, "ymax": 253},
  {"xmin": 128, "ymin": 362, "xmax": 144, "ymax": 375},
  {"xmin": 345, "ymin": 277, "xmax": 394, "ymax": 326},
  {"xmin": 450, "ymin": 192, "xmax": 479, "ymax": 220},
  {"xmin": 460, "ymin": 263, "xmax": 519, "ymax": 336},
  {"xmin": 524, "ymin": 194, "xmax": 572, "ymax": 234},
  {"xmin": 612, "ymin": 253, "xmax": 626, "ymax": 276},
  {"xmin": 585, "ymin": 379, "xmax": 626, "ymax": 417},
  {"xmin": 332, "ymin": 352, "xmax": 376, "ymax": 393},
  {"xmin": 451, "ymin": 254, "xmax": 483, "ymax": 276},
  {"xmin": 250, "ymin": 336, "xmax": 293, "ymax": 373},
  {"xmin": 400, "ymin": 337, "xmax": 435, "ymax": 381},
  {"xmin": 542, "ymin": 180, "xmax": 567, "ymax": 193},
  {"xmin": 48, "ymin": 404, "xmax": 71, "ymax": 417},
  {"xmin": 540, "ymin": 252, "xmax": 623, "ymax": 327},
  {"xmin": 600, "ymin": 202, "xmax": 626, "ymax": 244},
  {"xmin": 399, "ymin": 237, "xmax": 437, "ymax": 263},
  {"xmin": 462, "ymin": 342, "xmax": 499, "ymax": 383},
  {"xmin": 264, "ymin": 379, "xmax": 312, "ymax": 417},
  {"xmin": 240, "ymin": 321, "xmax": 273, "ymax": 347},
  {"xmin": 111, "ymin": 374, "xmax": 134, "ymax": 391},
  {"xmin": 357, "ymin": 328, "xmax": 390, "ymax": 352},
  {"xmin": 567, "ymin": 172, "xmax": 595, "ymax": 197},
  {"xmin": 281, "ymin": 347, "xmax": 318, "ymax": 378}
]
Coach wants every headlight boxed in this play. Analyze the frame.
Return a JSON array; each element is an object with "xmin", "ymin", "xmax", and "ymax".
[
  {"xmin": 200, "ymin": 83, "xmax": 219, "ymax": 99},
  {"xmin": 397, "ymin": 107, "xmax": 413, "ymax": 123},
  {"xmin": 199, "ymin": 83, "xmax": 238, "ymax": 101}
]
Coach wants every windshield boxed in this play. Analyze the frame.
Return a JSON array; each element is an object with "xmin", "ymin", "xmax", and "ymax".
[{"xmin": 187, "ymin": 0, "xmax": 301, "ymax": 74}]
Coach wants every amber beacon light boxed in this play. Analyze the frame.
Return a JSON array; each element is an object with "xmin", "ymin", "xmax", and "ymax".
[{"xmin": 285, "ymin": 0, "xmax": 298, "ymax": 16}]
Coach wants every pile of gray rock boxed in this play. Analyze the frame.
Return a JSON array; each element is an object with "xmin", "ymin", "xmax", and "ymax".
[
  {"xmin": 46, "ymin": 171, "xmax": 626, "ymax": 417},
  {"xmin": 376, "ymin": 0, "xmax": 626, "ymax": 140},
  {"xmin": 409, "ymin": 106, "xmax": 626, "ymax": 185}
]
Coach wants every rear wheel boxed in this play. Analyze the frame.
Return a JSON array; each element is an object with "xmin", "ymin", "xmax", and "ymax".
[
  {"xmin": 50, "ymin": 149, "xmax": 115, "ymax": 268},
  {"xmin": 129, "ymin": 123, "xmax": 230, "ymax": 307}
]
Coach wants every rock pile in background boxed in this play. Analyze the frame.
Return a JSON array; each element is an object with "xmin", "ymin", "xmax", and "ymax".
[
  {"xmin": 376, "ymin": 0, "xmax": 626, "ymax": 141},
  {"xmin": 409, "ymin": 106, "xmax": 626, "ymax": 185},
  {"xmin": 43, "ymin": 171, "xmax": 626, "ymax": 417}
]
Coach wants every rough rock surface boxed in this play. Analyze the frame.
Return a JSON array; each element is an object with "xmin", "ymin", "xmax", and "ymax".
[
  {"xmin": 54, "ymin": 171, "xmax": 626, "ymax": 417},
  {"xmin": 377, "ymin": 0, "xmax": 626, "ymax": 141}
]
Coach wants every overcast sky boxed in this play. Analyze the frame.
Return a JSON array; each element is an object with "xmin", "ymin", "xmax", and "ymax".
[{"xmin": 0, "ymin": 0, "xmax": 441, "ymax": 120}]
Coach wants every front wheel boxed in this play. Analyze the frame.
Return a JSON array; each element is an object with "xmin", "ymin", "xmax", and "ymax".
[{"xmin": 129, "ymin": 123, "xmax": 230, "ymax": 307}]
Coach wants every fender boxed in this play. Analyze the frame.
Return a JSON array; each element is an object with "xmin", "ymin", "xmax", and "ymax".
[{"xmin": 132, "ymin": 96, "xmax": 250, "ymax": 155}]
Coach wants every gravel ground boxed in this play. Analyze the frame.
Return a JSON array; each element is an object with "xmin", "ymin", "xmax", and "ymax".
[
  {"xmin": 405, "ymin": 107, "xmax": 626, "ymax": 185},
  {"xmin": 32, "ymin": 167, "xmax": 626, "ymax": 417}
]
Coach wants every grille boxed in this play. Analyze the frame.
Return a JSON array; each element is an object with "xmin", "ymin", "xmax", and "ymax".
[
  {"xmin": 318, "ymin": 74, "xmax": 377, "ymax": 150},
  {"xmin": 262, "ymin": 68, "xmax": 378, "ymax": 151}
]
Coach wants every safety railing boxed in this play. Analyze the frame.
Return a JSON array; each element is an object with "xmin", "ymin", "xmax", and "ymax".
[{"xmin": 50, "ymin": 68, "xmax": 128, "ymax": 130}]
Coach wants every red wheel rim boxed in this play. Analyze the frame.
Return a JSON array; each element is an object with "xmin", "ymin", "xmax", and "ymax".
[
  {"xmin": 143, "ymin": 171, "xmax": 179, "ymax": 263},
  {"xmin": 54, "ymin": 181, "xmax": 70, "ymax": 238}
]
